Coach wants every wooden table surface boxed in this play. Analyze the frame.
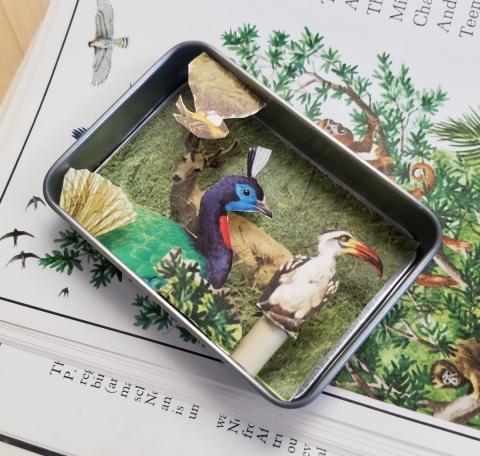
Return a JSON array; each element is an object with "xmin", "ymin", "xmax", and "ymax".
[
  {"xmin": 0, "ymin": 0, "xmax": 50, "ymax": 102},
  {"xmin": 0, "ymin": 4, "xmax": 50, "ymax": 453}
]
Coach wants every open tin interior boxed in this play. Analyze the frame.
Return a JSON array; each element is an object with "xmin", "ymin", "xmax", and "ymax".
[{"xmin": 44, "ymin": 42, "xmax": 441, "ymax": 407}]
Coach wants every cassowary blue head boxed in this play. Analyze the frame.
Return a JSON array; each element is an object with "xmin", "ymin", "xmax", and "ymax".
[
  {"xmin": 210, "ymin": 175, "xmax": 272, "ymax": 218},
  {"xmin": 201, "ymin": 146, "xmax": 273, "ymax": 219}
]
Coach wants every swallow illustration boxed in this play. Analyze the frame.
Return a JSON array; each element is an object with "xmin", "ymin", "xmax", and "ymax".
[
  {"xmin": 0, "ymin": 229, "xmax": 34, "ymax": 247},
  {"xmin": 72, "ymin": 127, "xmax": 87, "ymax": 140},
  {"xmin": 58, "ymin": 287, "xmax": 69, "ymax": 298},
  {"xmin": 25, "ymin": 196, "xmax": 45, "ymax": 210},
  {"xmin": 6, "ymin": 251, "xmax": 40, "ymax": 269}
]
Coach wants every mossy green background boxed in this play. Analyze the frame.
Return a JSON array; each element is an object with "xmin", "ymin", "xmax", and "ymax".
[{"xmin": 100, "ymin": 91, "xmax": 416, "ymax": 400}]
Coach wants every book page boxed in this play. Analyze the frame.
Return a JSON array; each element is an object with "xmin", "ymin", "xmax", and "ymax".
[{"xmin": 0, "ymin": 0, "xmax": 479, "ymax": 449}]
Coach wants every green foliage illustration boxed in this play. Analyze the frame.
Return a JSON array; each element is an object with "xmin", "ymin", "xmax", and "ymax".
[
  {"xmin": 432, "ymin": 106, "xmax": 480, "ymax": 171},
  {"xmin": 39, "ymin": 229, "xmax": 121, "ymax": 286},
  {"xmin": 223, "ymin": 24, "xmax": 480, "ymax": 427},
  {"xmin": 36, "ymin": 24, "xmax": 480, "ymax": 427},
  {"xmin": 153, "ymin": 248, "xmax": 242, "ymax": 351}
]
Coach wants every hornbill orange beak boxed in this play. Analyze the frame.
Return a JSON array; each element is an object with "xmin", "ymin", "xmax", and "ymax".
[
  {"xmin": 344, "ymin": 239, "xmax": 383, "ymax": 277},
  {"xmin": 255, "ymin": 200, "xmax": 273, "ymax": 219}
]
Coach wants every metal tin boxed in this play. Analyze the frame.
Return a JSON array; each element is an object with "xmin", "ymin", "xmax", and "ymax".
[{"xmin": 43, "ymin": 41, "xmax": 442, "ymax": 408}]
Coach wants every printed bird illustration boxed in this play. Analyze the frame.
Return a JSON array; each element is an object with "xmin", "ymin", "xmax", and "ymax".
[
  {"xmin": 25, "ymin": 196, "xmax": 45, "ymax": 210},
  {"xmin": 60, "ymin": 146, "xmax": 273, "ymax": 289},
  {"xmin": 0, "ymin": 229, "xmax": 34, "ymax": 247},
  {"xmin": 88, "ymin": 0, "xmax": 129, "ymax": 86},
  {"xmin": 257, "ymin": 231, "xmax": 383, "ymax": 336},
  {"xmin": 174, "ymin": 52, "xmax": 265, "ymax": 139},
  {"xmin": 58, "ymin": 287, "xmax": 69, "ymax": 298},
  {"xmin": 72, "ymin": 127, "xmax": 87, "ymax": 139},
  {"xmin": 6, "ymin": 251, "xmax": 40, "ymax": 269}
]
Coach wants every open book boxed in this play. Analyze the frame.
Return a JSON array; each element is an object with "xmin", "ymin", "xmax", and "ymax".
[{"xmin": 0, "ymin": 1, "xmax": 479, "ymax": 454}]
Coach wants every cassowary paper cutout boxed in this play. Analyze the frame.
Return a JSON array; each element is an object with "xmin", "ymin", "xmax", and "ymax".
[
  {"xmin": 88, "ymin": 0, "xmax": 129, "ymax": 86},
  {"xmin": 60, "ymin": 146, "xmax": 273, "ymax": 290}
]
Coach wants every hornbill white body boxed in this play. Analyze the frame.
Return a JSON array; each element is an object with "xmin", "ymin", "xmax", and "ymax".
[{"xmin": 258, "ymin": 230, "xmax": 383, "ymax": 336}]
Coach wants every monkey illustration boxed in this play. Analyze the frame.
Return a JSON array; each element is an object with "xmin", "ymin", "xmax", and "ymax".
[
  {"xmin": 318, "ymin": 118, "xmax": 376, "ymax": 152},
  {"xmin": 317, "ymin": 117, "xmax": 394, "ymax": 174},
  {"xmin": 431, "ymin": 339, "xmax": 480, "ymax": 401},
  {"xmin": 408, "ymin": 162, "xmax": 436, "ymax": 199}
]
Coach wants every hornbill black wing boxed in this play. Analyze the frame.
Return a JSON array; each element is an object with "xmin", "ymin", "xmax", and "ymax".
[
  {"xmin": 304, "ymin": 272, "xmax": 340, "ymax": 321},
  {"xmin": 258, "ymin": 254, "xmax": 309, "ymax": 305},
  {"xmin": 256, "ymin": 254, "xmax": 310, "ymax": 336}
]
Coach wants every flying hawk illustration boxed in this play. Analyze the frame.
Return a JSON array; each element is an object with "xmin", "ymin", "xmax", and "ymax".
[
  {"xmin": 0, "ymin": 229, "xmax": 34, "ymax": 247},
  {"xmin": 5, "ymin": 251, "xmax": 40, "ymax": 269},
  {"xmin": 257, "ymin": 231, "xmax": 383, "ymax": 336},
  {"xmin": 88, "ymin": 0, "xmax": 129, "ymax": 86},
  {"xmin": 25, "ymin": 196, "xmax": 45, "ymax": 210}
]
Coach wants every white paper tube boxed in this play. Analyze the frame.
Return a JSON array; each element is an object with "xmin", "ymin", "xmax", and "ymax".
[{"xmin": 231, "ymin": 315, "xmax": 288, "ymax": 376}]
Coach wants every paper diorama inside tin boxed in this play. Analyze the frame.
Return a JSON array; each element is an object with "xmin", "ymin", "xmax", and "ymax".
[{"xmin": 60, "ymin": 53, "xmax": 416, "ymax": 401}]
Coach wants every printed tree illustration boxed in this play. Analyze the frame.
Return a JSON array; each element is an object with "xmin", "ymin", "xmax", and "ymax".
[{"xmin": 223, "ymin": 25, "xmax": 480, "ymax": 427}]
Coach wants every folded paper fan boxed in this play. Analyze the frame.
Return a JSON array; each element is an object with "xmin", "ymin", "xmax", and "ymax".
[
  {"xmin": 60, "ymin": 168, "xmax": 136, "ymax": 236},
  {"xmin": 173, "ymin": 52, "xmax": 265, "ymax": 139}
]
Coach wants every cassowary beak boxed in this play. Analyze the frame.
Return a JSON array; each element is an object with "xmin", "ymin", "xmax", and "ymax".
[
  {"xmin": 255, "ymin": 200, "xmax": 273, "ymax": 219},
  {"xmin": 344, "ymin": 239, "xmax": 383, "ymax": 277}
]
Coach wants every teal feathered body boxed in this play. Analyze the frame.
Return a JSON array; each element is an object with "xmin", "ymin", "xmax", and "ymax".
[
  {"xmin": 98, "ymin": 204, "xmax": 206, "ymax": 286},
  {"xmin": 98, "ymin": 204, "xmax": 242, "ymax": 349}
]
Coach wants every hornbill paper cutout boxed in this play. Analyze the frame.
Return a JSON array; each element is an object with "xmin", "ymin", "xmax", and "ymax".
[
  {"xmin": 6, "ymin": 251, "xmax": 40, "ymax": 269},
  {"xmin": 258, "ymin": 231, "xmax": 383, "ymax": 337},
  {"xmin": 88, "ymin": 0, "xmax": 129, "ymax": 86},
  {"xmin": 0, "ymin": 229, "xmax": 34, "ymax": 247},
  {"xmin": 25, "ymin": 196, "xmax": 45, "ymax": 210}
]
